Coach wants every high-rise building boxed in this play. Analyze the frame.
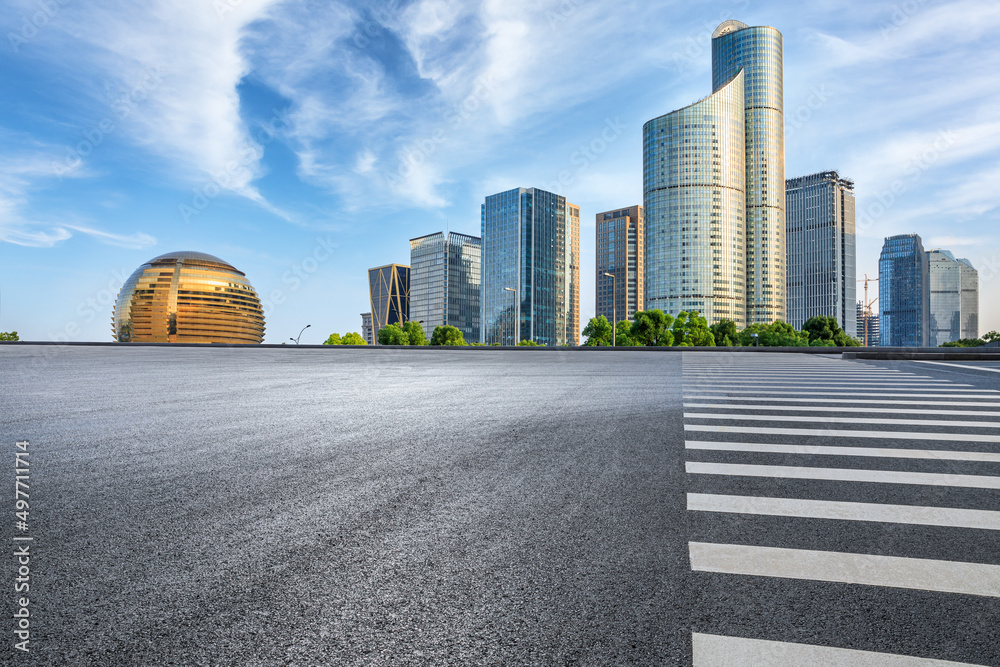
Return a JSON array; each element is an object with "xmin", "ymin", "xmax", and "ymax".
[
  {"xmin": 856, "ymin": 302, "xmax": 880, "ymax": 347},
  {"xmin": 368, "ymin": 264, "xmax": 409, "ymax": 343},
  {"xmin": 927, "ymin": 250, "xmax": 979, "ymax": 345},
  {"xmin": 785, "ymin": 171, "xmax": 856, "ymax": 333},
  {"xmin": 566, "ymin": 203, "xmax": 581, "ymax": 345},
  {"xmin": 596, "ymin": 206, "xmax": 644, "ymax": 324},
  {"xmin": 409, "ymin": 231, "xmax": 482, "ymax": 343},
  {"xmin": 360, "ymin": 312, "xmax": 373, "ymax": 346},
  {"xmin": 643, "ymin": 20, "xmax": 784, "ymax": 328},
  {"xmin": 959, "ymin": 258, "xmax": 979, "ymax": 340},
  {"xmin": 712, "ymin": 20, "xmax": 786, "ymax": 325},
  {"xmin": 481, "ymin": 187, "xmax": 579, "ymax": 346},
  {"xmin": 879, "ymin": 235, "xmax": 928, "ymax": 347}
]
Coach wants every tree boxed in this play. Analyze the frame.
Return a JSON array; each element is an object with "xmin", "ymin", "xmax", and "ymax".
[
  {"xmin": 710, "ymin": 319, "xmax": 738, "ymax": 347},
  {"xmin": 0, "ymin": 331, "xmax": 19, "ymax": 341},
  {"xmin": 377, "ymin": 323, "xmax": 409, "ymax": 345},
  {"xmin": 402, "ymin": 321, "xmax": 428, "ymax": 346},
  {"xmin": 985, "ymin": 331, "xmax": 1000, "ymax": 343},
  {"xmin": 673, "ymin": 311, "xmax": 715, "ymax": 347},
  {"xmin": 431, "ymin": 325, "xmax": 466, "ymax": 346},
  {"xmin": 323, "ymin": 333, "xmax": 342, "ymax": 346},
  {"xmin": 582, "ymin": 316, "xmax": 614, "ymax": 346},
  {"xmin": 629, "ymin": 310, "xmax": 675, "ymax": 347},
  {"xmin": 341, "ymin": 332, "xmax": 367, "ymax": 345},
  {"xmin": 802, "ymin": 315, "xmax": 860, "ymax": 347},
  {"xmin": 615, "ymin": 320, "xmax": 636, "ymax": 346},
  {"xmin": 737, "ymin": 321, "xmax": 808, "ymax": 347},
  {"xmin": 518, "ymin": 339, "xmax": 540, "ymax": 346}
]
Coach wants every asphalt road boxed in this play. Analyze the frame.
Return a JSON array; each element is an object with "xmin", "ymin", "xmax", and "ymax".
[{"xmin": 1, "ymin": 346, "xmax": 998, "ymax": 666}]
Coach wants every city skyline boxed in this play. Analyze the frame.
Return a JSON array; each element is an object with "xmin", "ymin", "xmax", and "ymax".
[{"xmin": 1, "ymin": 1, "xmax": 998, "ymax": 343}]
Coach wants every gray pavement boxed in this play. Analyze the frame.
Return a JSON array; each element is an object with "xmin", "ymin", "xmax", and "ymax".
[{"xmin": 1, "ymin": 346, "xmax": 998, "ymax": 665}]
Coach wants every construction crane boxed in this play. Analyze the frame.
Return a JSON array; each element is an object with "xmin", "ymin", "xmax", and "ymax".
[{"xmin": 856, "ymin": 275, "xmax": 879, "ymax": 346}]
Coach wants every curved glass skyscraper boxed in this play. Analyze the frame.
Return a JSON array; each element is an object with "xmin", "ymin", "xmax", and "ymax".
[
  {"xmin": 713, "ymin": 20, "xmax": 785, "ymax": 324},
  {"xmin": 642, "ymin": 71, "xmax": 746, "ymax": 325},
  {"xmin": 643, "ymin": 20, "xmax": 784, "ymax": 327}
]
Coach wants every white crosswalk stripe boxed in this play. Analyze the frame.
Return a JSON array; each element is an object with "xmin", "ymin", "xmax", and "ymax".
[{"xmin": 682, "ymin": 352, "xmax": 1000, "ymax": 664}]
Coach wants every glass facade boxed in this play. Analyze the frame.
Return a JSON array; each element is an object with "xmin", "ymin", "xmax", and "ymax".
[
  {"xmin": 481, "ymin": 187, "xmax": 576, "ymax": 346},
  {"xmin": 113, "ymin": 251, "xmax": 265, "ymax": 344},
  {"xmin": 565, "ymin": 204, "xmax": 581, "ymax": 345},
  {"xmin": 596, "ymin": 205, "xmax": 643, "ymax": 324},
  {"xmin": 368, "ymin": 264, "xmax": 410, "ymax": 342},
  {"xmin": 712, "ymin": 20, "xmax": 786, "ymax": 324},
  {"xmin": 927, "ymin": 250, "xmax": 979, "ymax": 346},
  {"xmin": 643, "ymin": 70, "xmax": 747, "ymax": 326},
  {"xmin": 879, "ymin": 234, "xmax": 928, "ymax": 347},
  {"xmin": 785, "ymin": 171, "xmax": 856, "ymax": 333},
  {"xmin": 409, "ymin": 231, "xmax": 482, "ymax": 343}
]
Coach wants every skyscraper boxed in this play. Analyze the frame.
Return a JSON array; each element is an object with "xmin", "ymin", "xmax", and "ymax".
[
  {"xmin": 927, "ymin": 250, "xmax": 979, "ymax": 346},
  {"xmin": 368, "ymin": 264, "xmax": 409, "ymax": 342},
  {"xmin": 879, "ymin": 235, "xmax": 928, "ymax": 347},
  {"xmin": 481, "ymin": 187, "xmax": 578, "ymax": 346},
  {"xmin": 409, "ymin": 231, "xmax": 482, "ymax": 344},
  {"xmin": 712, "ymin": 20, "xmax": 786, "ymax": 324},
  {"xmin": 785, "ymin": 171, "xmax": 856, "ymax": 333},
  {"xmin": 360, "ymin": 312, "xmax": 373, "ymax": 346},
  {"xmin": 643, "ymin": 20, "xmax": 784, "ymax": 328},
  {"xmin": 596, "ymin": 206, "xmax": 644, "ymax": 324}
]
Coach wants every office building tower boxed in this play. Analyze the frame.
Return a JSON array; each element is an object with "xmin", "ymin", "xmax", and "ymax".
[
  {"xmin": 879, "ymin": 235, "xmax": 928, "ymax": 347},
  {"xmin": 566, "ymin": 203, "xmax": 581, "ymax": 345},
  {"xmin": 785, "ymin": 171, "xmax": 856, "ymax": 333},
  {"xmin": 596, "ymin": 206, "xmax": 644, "ymax": 325},
  {"xmin": 409, "ymin": 231, "xmax": 482, "ymax": 343},
  {"xmin": 644, "ymin": 20, "xmax": 784, "ymax": 328},
  {"xmin": 927, "ymin": 250, "xmax": 979, "ymax": 346},
  {"xmin": 856, "ymin": 302, "xmax": 879, "ymax": 347},
  {"xmin": 643, "ymin": 69, "xmax": 747, "ymax": 326},
  {"xmin": 368, "ymin": 264, "xmax": 409, "ymax": 343},
  {"xmin": 360, "ymin": 312, "xmax": 373, "ymax": 346},
  {"xmin": 712, "ymin": 20, "xmax": 786, "ymax": 324},
  {"xmin": 959, "ymin": 258, "xmax": 979, "ymax": 340},
  {"xmin": 481, "ymin": 187, "xmax": 579, "ymax": 346}
]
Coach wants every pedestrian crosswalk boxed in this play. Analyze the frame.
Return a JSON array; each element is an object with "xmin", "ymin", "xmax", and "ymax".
[{"xmin": 682, "ymin": 353, "xmax": 999, "ymax": 666}]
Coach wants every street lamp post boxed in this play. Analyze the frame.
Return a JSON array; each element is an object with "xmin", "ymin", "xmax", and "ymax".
[
  {"xmin": 503, "ymin": 287, "xmax": 518, "ymax": 346},
  {"xmin": 603, "ymin": 272, "xmax": 616, "ymax": 347},
  {"xmin": 290, "ymin": 324, "xmax": 311, "ymax": 345}
]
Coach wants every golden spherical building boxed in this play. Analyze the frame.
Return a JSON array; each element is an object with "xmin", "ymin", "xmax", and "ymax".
[{"xmin": 113, "ymin": 251, "xmax": 265, "ymax": 344}]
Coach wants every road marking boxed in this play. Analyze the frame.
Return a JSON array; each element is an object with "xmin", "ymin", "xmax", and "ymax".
[
  {"xmin": 684, "ymin": 403, "xmax": 1000, "ymax": 416},
  {"xmin": 684, "ymin": 396, "xmax": 1000, "ymax": 406},
  {"xmin": 685, "ymin": 461, "xmax": 1000, "ymax": 489},
  {"xmin": 688, "ymin": 542, "xmax": 1000, "ymax": 597},
  {"xmin": 684, "ymin": 413, "xmax": 1000, "ymax": 428},
  {"xmin": 687, "ymin": 493, "xmax": 1000, "ymax": 530},
  {"xmin": 684, "ymin": 381, "xmax": 966, "ymax": 387},
  {"xmin": 682, "ymin": 389, "xmax": 999, "ymax": 395},
  {"xmin": 685, "ymin": 440, "xmax": 1000, "ymax": 462},
  {"xmin": 691, "ymin": 633, "xmax": 988, "ymax": 666},
  {"xmin": 685, "ymin": 425, "xmax": 1000, "ymax": 442},
  {"xmin": 915, "ymin": 360, "xmax": 1000, "ymax": 374}
]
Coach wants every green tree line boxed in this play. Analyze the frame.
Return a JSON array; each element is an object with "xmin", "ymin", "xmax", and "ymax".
[
  {"xmin": 941, "ymin": 331, "xmax": 1000, "ymax": 348},
  {"xmin": 582, "ymin": 312, "xmax": 861, "ymax": 347}
]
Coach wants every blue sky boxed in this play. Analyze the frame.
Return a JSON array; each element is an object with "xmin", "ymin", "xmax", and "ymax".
[{"xmin": 1, "ymin": 0, "xmax": 998, "ymax": 343}]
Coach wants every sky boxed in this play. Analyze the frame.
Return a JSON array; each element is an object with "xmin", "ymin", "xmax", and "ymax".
[{"xmin": 1, "ymin": 0, "xmax": 998, "ymax": 344}]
